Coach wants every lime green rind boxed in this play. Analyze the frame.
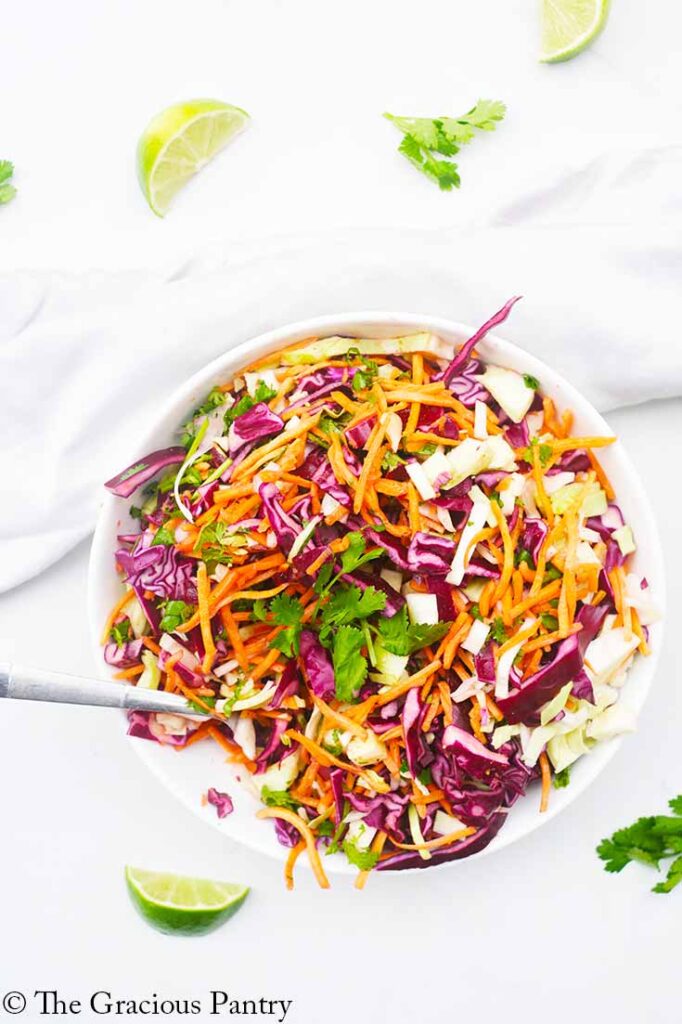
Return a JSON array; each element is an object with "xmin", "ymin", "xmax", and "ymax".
[
  {"xmin": 136, "ymin": 99, "xmax": 250, "ymax": 217},
  {"xmin": 539, "ymin": 0, "xmax": 611, "ymax": 63},
  {"xmin": 125, "ymin": 866, "xmax": 249, "ymax": 936}
]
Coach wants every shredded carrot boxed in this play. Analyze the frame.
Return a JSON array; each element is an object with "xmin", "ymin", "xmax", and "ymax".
[
  {"xmin": 313, "ymin": 696, "xmax": 367, "ymax": 739},
  {"xmin": 355, "ymin": 831, "xmax": 388, "ymax": 890},
  {"xmin": 438, "ymin": 681, "xmax": 454, "ymax": 725},
  {"xmin": 250, "ymin": 648, "xmax": 282, "ymax": 683},
  {"xmin": 469, "ymin": 703, "xmax": 486, "ymax": 744},
  {"xmin": 196, "ymin": 562, "xmax": 216, "ymax": 674},
  {"xmin": 485, "ymin": 694, "xmax": 504, "ymax": 722},
  {"xmin": 375, "ymin": 660, "xmax": 442, "ymax": 707},
  {"xmin": 113, "ymin": 664, "xmax": 145, "ymax": 680},
  {"xmin": 353, "ymin": 415, "xmax": 390, "ymax": 514},
  {"xmin": 421, "ymin": 695, "xmax": 441, "ymax": 733},
  {"xmin": 630, "ymin": 607, "xmax": 650, "ymax": 655},
  {"xmin": 587, "ymin": 447, "xmax": 615, "ymax": 500},
  {"xmin": 551, "ymin": 435, "xmax": 616, "ymax": 454},
  {"xmin": 391, "ymin": 826, "xmax": 476, "ymax": 852},
  {"xmin": 101, "ymin": 588, "xmax": 134, "ymax": 645},
  {"xmin": 284, "ymin": 841, "xmax": 306, "ymax": 891},
  {"xmin": 490, "ymin": 500, "xmax": 515, "ymax": 604},
  {"xmin": 220, "ymin": 605, "xmax": 249, "ymax": 673},
  {"xmin": 407, "ymin": 482, "xmax": 421, "ymax": 535},
  {"xmin": 232, "ymin": 412, "xmax": 321, "ymax": 482},
  {"xmin": 256, "ymin": 807, "xmax": 330, "ymax": 889},
  {"xmin": 531, "ymin": 442, "xmax": 554, "ymax": 527},
  {"xmin": 441, "ymin": 616, "xmax": 473, "ymax": 670},
  {"xmin": 509, "ymin": 579, "xmax": 562, "ymax": 619}
]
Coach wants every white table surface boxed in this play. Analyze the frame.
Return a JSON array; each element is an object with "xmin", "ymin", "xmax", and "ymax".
[{"xmin": 1, "ymin": 2, "xmax": 680, "ymax": 1022}]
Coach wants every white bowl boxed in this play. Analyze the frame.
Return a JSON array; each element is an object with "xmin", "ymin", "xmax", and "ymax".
[{"xmin": 88, "ymin": 311, "xmax": 665, "ymax": 876}]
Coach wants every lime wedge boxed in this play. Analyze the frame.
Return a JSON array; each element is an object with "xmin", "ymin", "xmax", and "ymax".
[
  {"xmin": 125, "ymin": 866, "xmax": 249, "ymax": 935},
  {"xmin": 137, "ymin": 99, "xmax": 250, "ymax": 216},
  {"xmin": 539, "ymin": 0, "xmax": 610, "ymax": 63}
]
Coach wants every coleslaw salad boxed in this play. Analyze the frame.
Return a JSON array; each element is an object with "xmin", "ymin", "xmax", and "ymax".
[{"xmin": 98, "ymin": 301, "xmax": 661, "ymax": 889}]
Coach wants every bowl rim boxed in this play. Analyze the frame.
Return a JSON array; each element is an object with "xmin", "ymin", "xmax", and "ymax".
[{"xmin": 87, "ymin": 309, "xmax": 666, "ymax": 876}]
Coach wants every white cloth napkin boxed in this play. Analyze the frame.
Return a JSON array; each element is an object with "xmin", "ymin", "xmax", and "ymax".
[{"xmin": 2, "ymin": 145, "xmax": 681, "ymax": 593}]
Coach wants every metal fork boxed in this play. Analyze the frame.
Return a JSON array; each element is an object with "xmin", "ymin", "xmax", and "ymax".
[{"xmin": 0, "ymin": 663, "xmax": 212, "ymax": 719}]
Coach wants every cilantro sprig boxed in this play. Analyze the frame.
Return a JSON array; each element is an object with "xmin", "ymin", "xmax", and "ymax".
[
  {"xmin": 375, "ymin": 606, "xmax": 450, "ymax": 657},
  {"xmin": 319, "ymin": 584, "xmax": 386, "ymax": 644},
  {"xmin": 384, "ymin": 99, "xmax": 506, "ymax": 191},
  {"xmin": 0, "ymin": 160, "xmax": 17, "ymax": 205},
  {"xmin": 597, "ymin": 796, "xmax": 682, "ymax": 894}
]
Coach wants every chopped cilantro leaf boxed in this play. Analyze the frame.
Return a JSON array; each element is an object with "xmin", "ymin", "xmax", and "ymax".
[
  {"xmin": 351, "ymin": 360, "xmax": 379, "ymax": 392},
  {"xmin": 185, "ymin": 695, "xmax": 217, "ymax": 714},
  {"xmin": 523, "ymin": 373, "xmax": 540, "ymax": 390},
  {"xmin": 261, "ymin": 787, "xmax": 299, "ymax": 810},
  {"xmin": 254, "ymin": 380, "xmax": 278, "ymax": 403},
  {"xmin": 319, "ymin": 411, "xmax": 351, "ymax": 436},
  {"xmin": 180, "ymin": 387, "xmax": 227, "ymax": 446},
  {"xmin": 382, "ymin": 451, "xmax": 406, "ymax": 472},
  {"xmin": 343, "ymin": 838, "xmax": 380, "ymax": 871},
  {"xmin": 193, "ymin": 521, "xmax": 234, "ymax": 569},
  {"xmin": 151, "ymin": 524, "xmax": 176, "ymax": 547},
  {"xmin": 523, "ymin": 438, "xmax": 553, "ymax": 468},
  {"xmin": 223, "ymin": 393, "xmax": 254, "ymax": 428},
  {"xmin": 490, "ymin": 617, "xmax": 509, "ymax": 644},
  {"xmin": 325, "ymin": 819, "xmax": 349, "ymax": 855},
  {"xmin": 332, "ymin": 625, "xmax": 367, "ymax": 703},
  {"xmin": 221, "ymin": 680, "xmax": 245, "ymax": 716},
  {"xmin": 313, "ymin": 561, "xmax": 334, "ymax": 596},
  {"xmin": 323, "ymin": 728, "xmax": 344, "ymax": 757},
  {"xmin": 540, "ymin": 612, "xmax": 559, "ymax": 631},
  {"xmin": 417, "ymin": 442, "xmax": 438, "ymax": 457},
  {"xmin": 251, "ymin": 600, "xmax": 268, "ymax": 622},
  {"xmin": 268, "ymin": 593, "xmax": 304, "ymax": 657},
  {"xmin": 515, "ymin": 548, "xmax": 534, "ymax": 568},
  {"xmin": 110, "ymin": 619, "xmax": 132, "ymax": 646},
  {"xmin": 159, "ymin": 600, "xmax": 195, "ymax": 633},
  {"xmin": 339, "ymin": 532, "xmax": 383, "ymax": 575},
  {"xmin": 159, "ymin": 465, "xmax": 202, "ymax": 493}
]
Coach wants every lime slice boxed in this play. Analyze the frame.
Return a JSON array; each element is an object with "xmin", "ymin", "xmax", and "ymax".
[
  {"xmin": 137, "ymin": 99, "xmax": 250, "ymax": 216},
  {"xmin": 125, "ymin": 866, "xmax": 249, "ymax": 935},
  {"xmin": 539, "ymin": 0, "xmax": 610, "ymax": 63}
]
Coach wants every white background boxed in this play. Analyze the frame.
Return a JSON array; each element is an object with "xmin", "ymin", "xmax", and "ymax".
[{"xmin": 1, "ymin": 1, "xmax": 681, "ymax": 1022}]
